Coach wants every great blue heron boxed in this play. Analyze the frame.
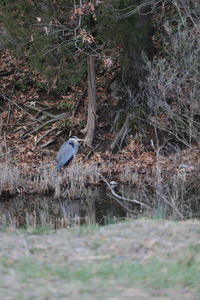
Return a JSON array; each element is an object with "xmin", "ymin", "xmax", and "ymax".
[{"xmin": 56, "ymin": 136, "xmax": 82, "ymax": 171}]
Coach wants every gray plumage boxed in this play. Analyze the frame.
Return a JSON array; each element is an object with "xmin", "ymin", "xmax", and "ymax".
[{"xmin": 56, "ymin": 136, "xmax": 81, "ymax": 171}]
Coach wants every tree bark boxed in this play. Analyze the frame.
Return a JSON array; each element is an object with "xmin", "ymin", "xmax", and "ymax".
[
  {"xmin": 122, "ymin": 2, "xmax": 153, "ymax": 92},
  {"xmin": 84, "ymin": 54, "xmax": 97, "ymax": 147}
]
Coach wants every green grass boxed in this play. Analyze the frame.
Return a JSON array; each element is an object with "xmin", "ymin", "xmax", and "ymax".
[
  {"xmin": 21, "ymin": 226, "xmax": 51, "ymax": 235},
  {"xmin": 1, "ymin": 254, "xmax": 200, "ymax": 289},
  {"xmin": 0, "ymin": 223, "xmax": 100, "ymax": 236},
  {"xmin": 90, "ymin": 240, "xmax": 102, "ymax": 251},
  {"xmin": 1, "ymin": 220, "xmax": 200, "ymax": 299},
  {"xmin": 0, "ymin": 226, "xmax": 52, "ymax": 235},
  {"xmin": 70, "ymin": 224, "xmax": 100, "ymax": 236}
]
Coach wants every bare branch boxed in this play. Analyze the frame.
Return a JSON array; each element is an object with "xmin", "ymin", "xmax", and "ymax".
[
  {"xmin": 110, "ymin": 113, "xmax": 130, "ymax": 152},
  {"xmin": 116, "ymin": 0, "xmax": 164, "ymax": 20},
  {"xmin": 0, "ymin": 93, "xmax": 42, "ymax": 123},
  {"xmin": 99, "ymin": 173, "xmax": 152, "ymax": 210}
]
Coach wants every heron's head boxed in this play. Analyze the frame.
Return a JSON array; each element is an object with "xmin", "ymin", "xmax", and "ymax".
[{"xmin": 69, "ymin": 136, "xmax": 83, "ymax": 143}]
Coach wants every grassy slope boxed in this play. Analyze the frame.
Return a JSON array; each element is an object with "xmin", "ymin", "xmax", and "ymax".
[{"xmin": 0, "ymin": 219, "xmax": 200, "ymax": 299}]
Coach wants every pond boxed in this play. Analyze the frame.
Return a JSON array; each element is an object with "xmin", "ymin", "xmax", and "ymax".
[{"xmin": 0, "ymin": 185, "xmax": 148, "ymax": 229}]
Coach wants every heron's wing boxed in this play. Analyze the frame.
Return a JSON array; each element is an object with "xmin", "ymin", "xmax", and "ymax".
[{"xmin": 56, "ymin": 141, "xmax": 74, "ymax": 162}]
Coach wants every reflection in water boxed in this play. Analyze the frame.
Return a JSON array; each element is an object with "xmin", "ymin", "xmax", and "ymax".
[{"xmin": 0, "ymin": 186, "xmax": 141, "ymax": 229}]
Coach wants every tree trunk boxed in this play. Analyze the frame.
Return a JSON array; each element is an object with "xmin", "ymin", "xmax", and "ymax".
[
  {"xmin": 84, "ymin": 54, "xmax": 96, "ymax": 147},
  {"xmin": 122, "ymin": 0, "xmax": 153, "ymax": 92}
]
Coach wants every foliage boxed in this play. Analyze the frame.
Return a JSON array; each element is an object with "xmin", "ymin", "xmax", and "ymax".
[
  {"xmin": 0, "ymin": 1, "xmax": 86, "ymax": 91},
  {"xmin": 0, "ymin": 0, "xmax": 141, "ymax": 94}
]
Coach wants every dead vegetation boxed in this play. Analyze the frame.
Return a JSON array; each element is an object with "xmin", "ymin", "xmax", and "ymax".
[
  {"xmin": 0, "ymin": 143, "xmax": 200, "ymax": 220},
  {"xmin": 0, "ymin": 159, "xmax": 99, "ymax": 198},
  {"xmin": 144, "ymin": 0, "xmax": 200, "ymax": 147},
  {"xmin": 0, "ymin": 1, "xmax": 199, "ymax": 221}
]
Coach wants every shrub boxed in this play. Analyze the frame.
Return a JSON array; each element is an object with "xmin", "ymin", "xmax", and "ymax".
[{"xmin": 143, "ymin": 1, "xmax": 200, "ymax": 146}]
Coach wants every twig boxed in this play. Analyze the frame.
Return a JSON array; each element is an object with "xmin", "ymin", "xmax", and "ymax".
[
  {"xmin": 0, "ymin": 123, "xmax": 35, "ymax": 127},
  {"xmin": 110, "ymin": 109, "xmax": 124, "ymax": 133},
  {"xmin": 35, "ymin": 127, "xmax": 57, "ymax": 145},
  {"xmin": 40, "ymin": 139, "xmax": 55, "ymax": 148},
  {"xmin": 110, "ymin": 113, "xmax": 130, "ymax": 152},
  {"xmin": 116, "ymin": 0, "xmax": 163, "ymax": 19},
  {"xmin": 0, "ymin": 149, "xmax": 16, "ymax": 157},
  {"xmin": 159, "ymin": 193, "xmax": 184, "ymax": 219},
  {"xmin": 99, "ymin": 173, "xmax": 152, "ymax": 210},
  {"xmin": 151, "ymin": 136, "xmax": 185, "ymax": 219},
  {"xmin": 0, "ymin": 93, "xmax": 42, "ymax": 123},
  {"xmin": 110, "ymin": 195, "xmax": 136, "ymax": 214},
  {"xmin": 83, "ymin": 143, "xmax": 100, "ymax": 162},
  {"xmin": 72, "ymin": 86, "xmax": 87, "ymax": 118}
]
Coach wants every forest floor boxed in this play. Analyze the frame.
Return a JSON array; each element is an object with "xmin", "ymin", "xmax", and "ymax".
[
  {"xmin": 0, "ymin": 51, "xmax": 200, "ymax": 199},
  {"xmin": 0, "ymin": 219, "xmax": 200, "ymax": 299}
]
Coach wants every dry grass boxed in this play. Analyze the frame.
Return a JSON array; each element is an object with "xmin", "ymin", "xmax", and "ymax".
[
  {"xmin": 120, "ymin": 152, "xmax": 200, "ymax": 219},
  {"xmin": 0, "ymin": 161, "xmax": 100, "ymax": 198},
  {"xmin": 37, "ymin": 162, "xmax": 99, "ymax": 198},
  {"xmin": 0, "ymin": 163, "xmax": 21, "ymax": 193},
  {"xmin": 1, "ymin": 156, "xmax": 200, "ymax": 220}
]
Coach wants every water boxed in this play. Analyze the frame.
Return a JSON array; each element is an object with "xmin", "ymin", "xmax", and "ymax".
[
  {"xmin": 0, "ymin": 185, "xmax": 146, "ymax": 229},
  {"xmin": 1, "ymin": 180, "xmax": 197, "ymax": 228}
]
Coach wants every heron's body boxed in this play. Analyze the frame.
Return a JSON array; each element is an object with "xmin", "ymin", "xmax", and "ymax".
[{"xmin": 56, "ymin": 136, "xmax": 80, "ymax": 171}]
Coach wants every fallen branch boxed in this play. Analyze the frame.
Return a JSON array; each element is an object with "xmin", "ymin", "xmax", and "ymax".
[
  {"xmin": 22, "ymin": 112, "xmax": 70, "ymax": 139},
  {"xmin": 0, "ymin": 93, "xmax": 42, "ymax": 123},
  {"xmin": 40, "ymin": 129, "xmax": 65, "ymax": 148},
  {"xmin": 110, "ymin": 195, "xmax": 136, "ymax": 214},
  {"xmin": 23, "ymin": 104, "xmax": 55, "ymax": 119},
  {"xmin": 99, "ymin": 173, "xmax": 152, "ymax": 210},
  {"xmin": 0, "ymin": 69, "xmax": 16, "ymax": 77}
]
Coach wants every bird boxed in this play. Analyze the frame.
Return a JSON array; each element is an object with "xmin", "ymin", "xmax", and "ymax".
[{"xmin": 56, "ymin": 136, "xmax": 82, "ymax": 171}]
